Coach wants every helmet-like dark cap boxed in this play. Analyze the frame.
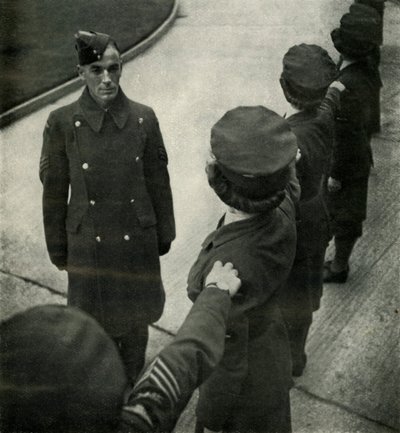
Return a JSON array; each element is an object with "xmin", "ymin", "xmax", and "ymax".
[
  {"xmin": 350, "ymin": 3, "xmax": 383, "ymax": 44},
  {"xmin": 280, "ymin": 44, "xmax": 337, "ymax": 106},
  {"xmin": 75, "ymin": 30, "xmax": 115, "ymax": 65},
  {"xmin": 331, "ymin": 6, "xmax": 381, "ymax": 57},
  {"xmin": 211, "ymin": 106, "xmax": 297, "ymax": 198},
  {"xmin": 0, "ymin": 305, "xmax": 127, "ymax": 432},
  {"xmin": 355, "ymin": 0, "xmax": 385, "ymax": 17}
]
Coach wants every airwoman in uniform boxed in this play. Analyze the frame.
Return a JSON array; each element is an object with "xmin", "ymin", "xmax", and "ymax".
[
  {"xmin": 324, "ymin": 8, "xmax": 382, "ymax": 282},
  {"xmin": 278, "ymin": 44, "xmax": 345, "ymax": 375},
  {"xmin": 39, "ymin": 31, "xmax": 175, "ymax": 382},
  {"xmin": 187, "ymin": 107, "xmax": 299, "ymax": 433}
]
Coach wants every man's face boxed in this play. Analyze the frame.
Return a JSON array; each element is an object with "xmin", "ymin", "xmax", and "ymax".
[{"xmin": 78, "ymin": 45, "xmax": 122, "ymax": 108}]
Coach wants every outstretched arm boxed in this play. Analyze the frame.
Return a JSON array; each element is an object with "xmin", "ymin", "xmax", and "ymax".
[{"xmin": 120, "ymin": 262, "xmax": 241, "ymax": 433}]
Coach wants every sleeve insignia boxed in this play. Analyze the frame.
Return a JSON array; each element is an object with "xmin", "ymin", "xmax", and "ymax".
[{"xmin": 158, "ymin": 146, "xmax": 168, "ymax": 164}]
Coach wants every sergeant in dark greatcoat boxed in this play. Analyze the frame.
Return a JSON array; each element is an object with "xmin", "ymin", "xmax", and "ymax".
[
  {"xmin": 187, "ymin": 107, "xmax": 299, "ymax": 433},
  {"xmin": 0, "ymin": 261, "xmax": 241, "ymax": 433},
  {"xmin": 39, "ymin": 31, "xmax": 175, "ymax": 381},
  {"xmin": 279, "ymin": 44, "xmax": 346, "ymax": 376},
  {"xmin": 324, "ymin": 10, "xmax": 381, "ymax": 283}
]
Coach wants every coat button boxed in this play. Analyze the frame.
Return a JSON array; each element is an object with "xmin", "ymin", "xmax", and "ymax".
[
  {"xmin": 75, "ymin": 120, "xmax": 81, "ymax": 127},
  {"xmin": 130, "ymin": 198, "xmax": 135, "ymax": 203},
  {"xmin": 90, "ymin": 200, "xmax": 95, "ymax": 206},
  {"xmin": 82, "ymin": 163, "xmax": 89, "ymax": 170},
  {"xmin": 124, "ymin": 234, "xmax": 130, "ymax": 241},
  {"xmin": 95, "ymin": 236, "xmax": 101, "ymax": 242},
  {"xmin": 135, "ymin": 156, "xmax": 140, "ymax": 162}
]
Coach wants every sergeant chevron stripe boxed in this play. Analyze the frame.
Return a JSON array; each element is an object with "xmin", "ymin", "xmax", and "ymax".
[{"xmin": 134, "ymin": 357, "xmax": 180, "ymax": 404}]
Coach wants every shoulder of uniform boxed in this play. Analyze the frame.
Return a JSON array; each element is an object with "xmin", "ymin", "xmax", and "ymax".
[
  {"xmin": 279, "ymin": 194, "xmax": 296, "ymax": 221},
  {"xmin": 46, "ymin": 100, "xmax": 80, "ymax": 127},
  {"xmin": 127, "ymin": 99, "xmax": 156, "ymax": 118}
]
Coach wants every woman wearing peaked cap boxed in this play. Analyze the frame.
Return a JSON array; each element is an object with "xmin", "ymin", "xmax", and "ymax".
[
  {"xmin": 325, "ymin": 7, "xmax": 382, "ymax": 283},
  {"xmin": 187, "ymin": 106, "xmax": 299, "ymax": 433},
  {"xmin": 279, "ymin": 43, "xmax": 346, "ymax": 376}
]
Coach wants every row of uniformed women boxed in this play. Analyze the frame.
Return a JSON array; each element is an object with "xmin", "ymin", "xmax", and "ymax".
[{"xmin": 187, "ymin": 1, "xmax": 384, "ymax": 432}]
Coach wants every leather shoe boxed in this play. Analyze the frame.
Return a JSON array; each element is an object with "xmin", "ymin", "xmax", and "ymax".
[{"xmin": 323, "ymin": 260, "xmax": 349, "ymax": 283}]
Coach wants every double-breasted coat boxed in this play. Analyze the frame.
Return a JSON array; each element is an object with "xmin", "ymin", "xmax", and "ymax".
[
  {"xmin": 327, "ymin": 61, "xmax": 378, "ymax": 238},
  {"xmin": 40, "ymin": 88, "xmax": 175, "ymax": 336},
  {"xmin": 279, "ymin": 88, "xmax": 341, "ymax": 370},
  {"xmin": 186, "ymin": 190, "xmax": 297, "ymax": 433}
]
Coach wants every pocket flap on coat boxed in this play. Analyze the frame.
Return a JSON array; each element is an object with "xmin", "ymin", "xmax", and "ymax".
[{"xmin": 136, "ymin": 211, "xmax": 157, "ymax": 228}]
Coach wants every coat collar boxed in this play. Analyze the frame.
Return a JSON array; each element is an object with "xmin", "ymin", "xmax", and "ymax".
[
  {"xmin": 201, "ymin": 211, "xmax": 273, "ymax": 249},
  {"xmin": 78, "ymin": 87, "xmax": 130, "ymax": 132}
]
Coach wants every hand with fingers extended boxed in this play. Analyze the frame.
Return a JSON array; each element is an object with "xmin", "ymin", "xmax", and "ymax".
[{"xmin": 204, "ymin": 261, "xmax": 241, "ymax": 297}]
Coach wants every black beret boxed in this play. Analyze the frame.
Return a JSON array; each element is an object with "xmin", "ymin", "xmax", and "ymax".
[
  {"xmin": 281, "ymin": 44, "xmax": 337, "ymax": 106},
  {"xmin": 331, "ymin": 7, "xmax": 381, "ymax": 57},
  {"xmin": 0, "ymin": 305, "xmax": 127, "ymax": 432},
  {"xmin": 211, "ymin": 106, "xmax": 297, "ymax": 197},
  {"xmin": 75, "ymin": 30, "xmax": 115, "ymax": 65}
]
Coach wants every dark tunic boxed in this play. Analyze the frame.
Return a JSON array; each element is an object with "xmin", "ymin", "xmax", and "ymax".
[
  {"xmin": 186, "ymin": 193, "xmax": 297, "ymax": 433},
  {"xmin": 279, "ymin": 89, "xmax": 341, "ymax": 371},
  {"xmin": 327, "ymin": 61, "xmax": 377, "ymax": 238},
  {"xmin": 121, "ymin": 286, "xmax": 233, "ymax": 433},
  {"xmin": 40, "ymin": 88, "xmax": 175, "ymax": 336}
]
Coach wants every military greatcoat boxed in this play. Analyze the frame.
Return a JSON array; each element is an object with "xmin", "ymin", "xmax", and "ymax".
[
  {"xmin": 187, "ymin": 193, "xmax": 296, "ymax": 433},
  {"xmin": 40, "ymin": 88, "xmax": 175, "ymax": 336}
]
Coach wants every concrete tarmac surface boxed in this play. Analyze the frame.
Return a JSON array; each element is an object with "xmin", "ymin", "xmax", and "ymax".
[{"xmin": 1, "ymin": 1, "xmax": 399, "ymax": 432}]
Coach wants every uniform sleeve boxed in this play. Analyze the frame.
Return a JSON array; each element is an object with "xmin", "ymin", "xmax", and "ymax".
[
  {"xmin": 39, "ymin": 113, "xmax": 69, "ymax": 269},
  {"xmin": 285, "ymin": 161, "xmax": 301, "ymax": 204},
  {"xmin": 295, "ymin": 87, "xmax": 340, "ymax": 197},
  {"xmin": 143, "ymin": 110, "xmax": 176, "ymax": 251},
  {"xmin": 317, "ymin": 87, "xmax": 341, "ymax": 119},
  {"xmin": 329, "ymin": 85, "xmax": 364, "ymax": 180},
  {"xmin": 120, "ymin": 287, "xmax": 231, "ymax": 433}
]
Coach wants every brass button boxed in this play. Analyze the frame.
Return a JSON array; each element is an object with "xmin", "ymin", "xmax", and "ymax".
[
  {"xmin": 124, "ymin": 234, "xmax": 130, "ymax": 241},
  {"xmin": 95, "ymin": 236, "xmax": 101, "ymax": 242},
  {"xmin": 90, "ymin": 200, "xmax": 95, "ymax": 206},
  {"xmin": 130, "ymin": 198, "xmax": 135, "ymax": 203},
  {"xmin": 82, "ymin": 163, "xmax": 89, "ymax": 170},
  {"xmin": 135, "ymin": 156, "xmax": 140, "ymax": 162},
  {"xmin": 75, "ymin": 120, "xmax": 81, "ymax": 127}
]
